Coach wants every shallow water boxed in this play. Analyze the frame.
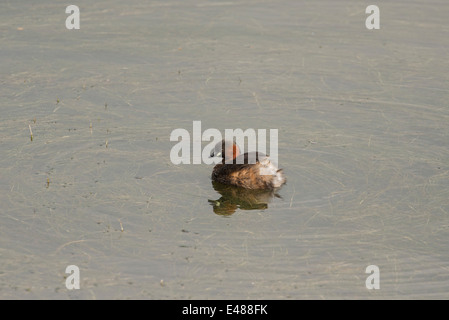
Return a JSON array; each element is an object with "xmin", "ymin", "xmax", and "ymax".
[{"xmin": 1, "ymin": 0, "xmax": 448, "ymax": 299}]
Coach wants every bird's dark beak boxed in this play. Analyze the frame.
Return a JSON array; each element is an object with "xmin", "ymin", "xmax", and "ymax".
[{"xmin": 210, "ymin": 149, "xmax": 222, "ymax": 158}]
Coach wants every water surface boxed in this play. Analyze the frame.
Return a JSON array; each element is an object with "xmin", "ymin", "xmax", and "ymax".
[{"xmin": 1, "ymin": 0, "xmax": 448, "ymax": 299}]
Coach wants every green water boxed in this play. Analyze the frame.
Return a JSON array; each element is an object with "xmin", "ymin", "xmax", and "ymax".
[{"xmin": 1, "ymin": 0, "xmax": 448, "ymax": 299}]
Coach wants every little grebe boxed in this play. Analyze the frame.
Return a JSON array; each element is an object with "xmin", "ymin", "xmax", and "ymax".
[{"xmin": 210, "ymin": 140, "xmax": 286, "ymax": 189}]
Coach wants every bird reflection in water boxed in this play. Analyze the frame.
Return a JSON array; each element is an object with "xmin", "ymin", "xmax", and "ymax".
[{"xmin": 208, "ymin": 181, "xmax": 282, "ymax": 215}]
